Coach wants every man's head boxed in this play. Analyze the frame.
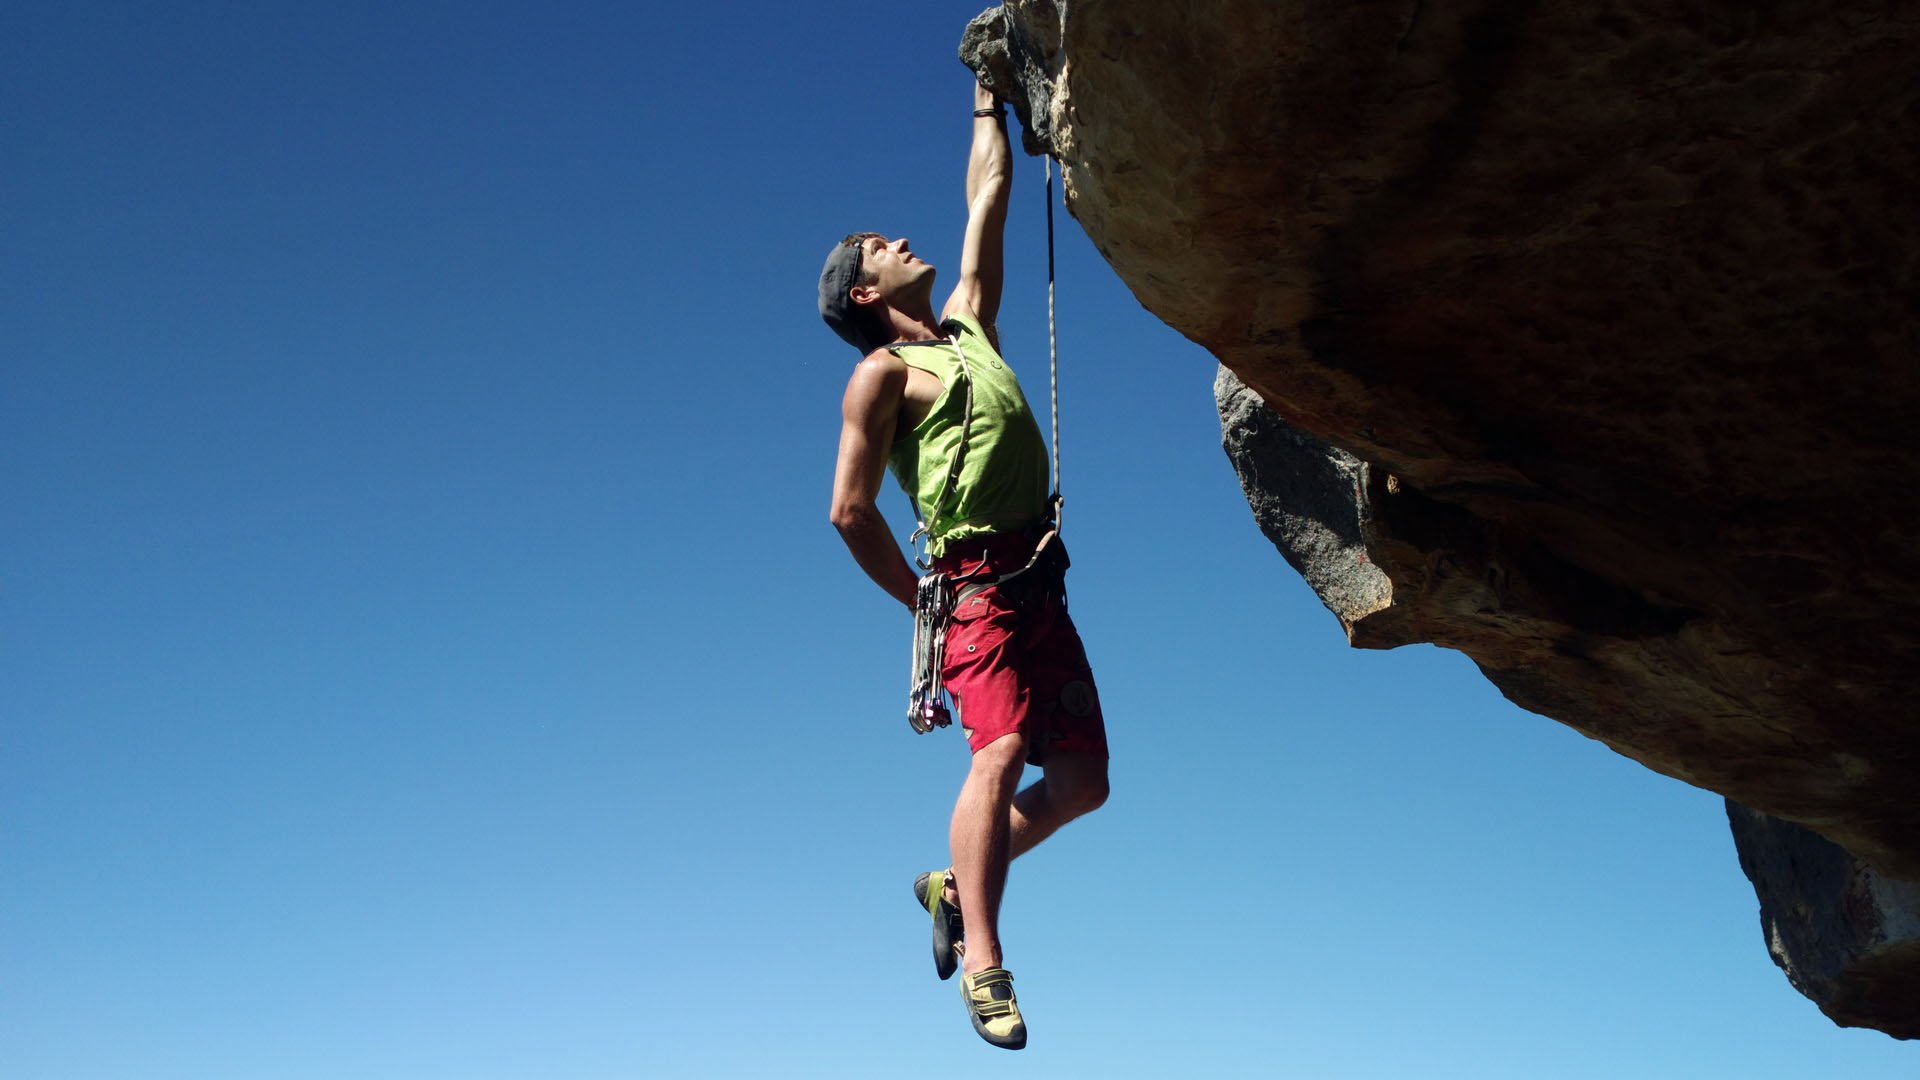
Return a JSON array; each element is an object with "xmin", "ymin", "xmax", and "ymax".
[{"xmin": 818, "ymin": 233, "xmax": 936, "ymax": 354}]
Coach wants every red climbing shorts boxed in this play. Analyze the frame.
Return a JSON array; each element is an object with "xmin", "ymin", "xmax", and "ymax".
[{"xmin": 933, "ymin": 531, "xmax": 1109, "ymax": 764}]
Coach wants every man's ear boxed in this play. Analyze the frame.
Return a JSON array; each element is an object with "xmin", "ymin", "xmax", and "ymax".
[{"xmin": 849, "ymin": 284, "xmax": 881, "ymax": 306}]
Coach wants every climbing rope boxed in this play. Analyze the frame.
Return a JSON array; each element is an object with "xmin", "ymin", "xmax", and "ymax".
[{"xmin": 1044, "ymin": 153, "xmax": 1062, "ymax": 533}]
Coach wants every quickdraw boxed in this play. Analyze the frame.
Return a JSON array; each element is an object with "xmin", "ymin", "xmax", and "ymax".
[{"xmin": 908, "ymin": 572, "xmax": 955, "ymax": 732}]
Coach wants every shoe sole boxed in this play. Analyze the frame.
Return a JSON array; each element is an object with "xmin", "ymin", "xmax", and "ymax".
[{"xmin": 913, "ymin": 871, "xmax": 962, "ymax": 980}]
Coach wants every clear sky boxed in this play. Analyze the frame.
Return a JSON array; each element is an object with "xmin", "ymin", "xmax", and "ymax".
[{"xmin": 4, "ymin": 4, "xmax": 1911, "ymax": 1077}]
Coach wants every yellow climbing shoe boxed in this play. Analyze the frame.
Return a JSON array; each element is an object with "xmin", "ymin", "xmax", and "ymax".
[
  {"xmin": 912, "ymin": 870, "xmax": 965, "ymax": 980},
  {"xmin": 959, "ymin": 967, "xmax": 1026, "ymax": 1050}
]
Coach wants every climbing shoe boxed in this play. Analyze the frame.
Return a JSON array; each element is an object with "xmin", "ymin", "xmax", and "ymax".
[
  {"xmin": 913, "ymin": 869, "xmax": 965, "ymax": 980},
  {"xmin": 959, "ymin": 966, "xmax": 1026, "ymax": 1050}
]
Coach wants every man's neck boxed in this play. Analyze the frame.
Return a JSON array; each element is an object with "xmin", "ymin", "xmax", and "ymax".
[{"xmin": 887, "ymin": 302, "xmax": 945, "ymax": 345}]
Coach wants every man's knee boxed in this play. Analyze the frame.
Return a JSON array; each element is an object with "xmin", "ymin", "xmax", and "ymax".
[
  {"xmin": 1051, "ymin": 761, "xmax": 1109, "ymax": 817},
  {"xmin": 970, "ymin": 733, "xmax": 1029, "ymax": 777},
  {"xmin": 1068, "ymin": 774, "xmax": 1110, "ymax": 816}
]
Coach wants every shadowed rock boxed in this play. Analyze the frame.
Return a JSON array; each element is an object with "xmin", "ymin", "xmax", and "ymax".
[
  {"xmin": 1729, "ymin": 802, "xmax": 1920, "ymax": 1038},
  {"xmin": 1217, "ymin": 367, "xmax": 1390, "ymax": 627}
]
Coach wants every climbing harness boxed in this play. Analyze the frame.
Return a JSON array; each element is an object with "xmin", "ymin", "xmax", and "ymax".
[{"xmin": 905, "ymin": 154, "xmax": 1068, "ymax": 735}]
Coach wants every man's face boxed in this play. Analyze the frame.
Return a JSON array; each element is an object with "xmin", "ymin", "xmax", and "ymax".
[{"xmin": 857, "ymin": 235, "xmax": 936, "ymax": 302}]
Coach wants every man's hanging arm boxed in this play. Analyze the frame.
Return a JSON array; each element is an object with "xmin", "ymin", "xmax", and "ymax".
[
  {"xmin": 944, "ymin": 80, "xmax": 1012, "ymax": 334},
  {"xmin": 830, "ymin": 353, "xmax": 919, "ymax": 612}
]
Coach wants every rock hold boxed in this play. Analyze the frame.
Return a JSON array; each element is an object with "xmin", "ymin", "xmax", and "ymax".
[{"xmin": 959, "ymin": 2, "xmax": 1061, "ymax": 158}]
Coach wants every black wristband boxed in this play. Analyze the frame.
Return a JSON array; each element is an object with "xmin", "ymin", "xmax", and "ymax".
[{"xmin": 973, "ymin": 107, "xmax": 1004, "ymax": 118}]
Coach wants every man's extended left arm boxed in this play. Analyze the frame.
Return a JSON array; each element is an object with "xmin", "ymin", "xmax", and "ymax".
[{"xmin": 943, "ymin": 81, "xmax": 1012, "ymax": 331}]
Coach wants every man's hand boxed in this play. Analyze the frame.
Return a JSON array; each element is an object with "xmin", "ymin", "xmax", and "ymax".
[
  {"xmin": 943, "ymin": 79, "xmax": 1011, "ymax": 332},
  {"xmin": 830, "ymin": 351, "xmax": 920, "ymax": 611}
]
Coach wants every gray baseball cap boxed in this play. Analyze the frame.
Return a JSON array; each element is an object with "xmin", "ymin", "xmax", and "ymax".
[{"xmin": 818, "ymin": 235, "xmax": 888, "ymax": 354}]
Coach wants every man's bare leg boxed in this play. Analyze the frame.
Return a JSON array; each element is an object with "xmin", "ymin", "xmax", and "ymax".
[
  {"xmin": 945, "ymin": 747, "xmax": 1109, "ymax": 971},
  {"xmin": 950, "ymin": 733, "xmax": 1028, "ymax": 976},
  {"xmin": 1009, "ymin": 750, "xmax": 1109, "ymax": 857}
]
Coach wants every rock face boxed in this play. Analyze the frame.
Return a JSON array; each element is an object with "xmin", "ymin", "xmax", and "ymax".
[
  {"xmin": 964, "ymin": 0, "xmax": 1920, "ymax": 1037},
  {"xmin": 1729, "ymin": 801, "xmax": 1920, "ymax": 1039},
  {"xmin": 1216, "ymin": 367, "xmax": 1392, "ymax": 624}
]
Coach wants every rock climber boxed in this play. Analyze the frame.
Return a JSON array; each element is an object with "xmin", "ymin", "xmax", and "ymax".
[{"xmin": 818, "ymin": 78, "xmax": 1110, "ymax": 1051}]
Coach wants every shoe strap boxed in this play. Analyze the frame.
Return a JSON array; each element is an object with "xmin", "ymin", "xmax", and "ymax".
[
  {"xmin": 965, "ymin": 967, "xmax": 1017, "ymax": 1016},
  {"xmin": 925, "ymin": 870, "xmax": 947, "ymax": 919}
]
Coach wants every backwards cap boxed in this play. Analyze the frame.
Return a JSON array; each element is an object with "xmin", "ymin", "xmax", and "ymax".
[{"xmin": 818, "ymin": 236, "xmax": 890, "ymax": 355}]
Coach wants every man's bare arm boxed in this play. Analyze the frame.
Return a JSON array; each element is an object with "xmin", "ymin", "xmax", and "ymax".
[
  {"xmin": 943, "ymin": 80, "xmax": 1012, "ymax": 331},
  {"xmin": 830, "ymin": 353, "xmax": 919, "ymax": 611}
]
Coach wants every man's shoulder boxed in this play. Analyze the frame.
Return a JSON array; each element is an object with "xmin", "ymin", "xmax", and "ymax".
[
  {"xmin": 843, "ymin": 349, "xmax": 908, "ymax": 400},
  {"xmin": 941, "ymin": 308, "xmax": 984, "ymax": 337},
  {"xmin": 941, "ymin": 309, "xmax": 1008, "ymax": 364},
  {"xmin": 847, "ymin": 344, "xmax": 907, "ymax": 371}
]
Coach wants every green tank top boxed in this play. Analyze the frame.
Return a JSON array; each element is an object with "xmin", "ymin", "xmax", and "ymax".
[{"xmin": 888, "ymin": 312, "xmax": 1050, "ymax": 557}]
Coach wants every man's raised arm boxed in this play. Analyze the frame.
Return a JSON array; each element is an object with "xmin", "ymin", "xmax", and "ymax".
[{"xmin": 943, "ymin": 80, "xmax": 1012, "ymax": 331}]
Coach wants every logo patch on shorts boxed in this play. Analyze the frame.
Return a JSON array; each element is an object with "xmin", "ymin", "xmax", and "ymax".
[{"xmin": 1059, "ymin": 680, "xmax": 1096, "ymax": 717}]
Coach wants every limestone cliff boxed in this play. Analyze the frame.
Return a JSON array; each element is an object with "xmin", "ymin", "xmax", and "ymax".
[{"xmin": 963, "ymin": 0, "xmax": 1920, "ymax": 1038}]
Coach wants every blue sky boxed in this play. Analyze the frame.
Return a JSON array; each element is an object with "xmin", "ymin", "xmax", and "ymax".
[{"xmin": 4, "ymin": 4, "xmax": 1911, "ymax": 1077}]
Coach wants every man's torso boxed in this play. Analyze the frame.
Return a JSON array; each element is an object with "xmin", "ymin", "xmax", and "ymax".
[
  {"xmin": 899, "ymin": 365, "xmax": 944, "ymax": 432},
  {"xmin": 886, "ymin": 313, "xmax": 1049, "ymax": 556}
]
